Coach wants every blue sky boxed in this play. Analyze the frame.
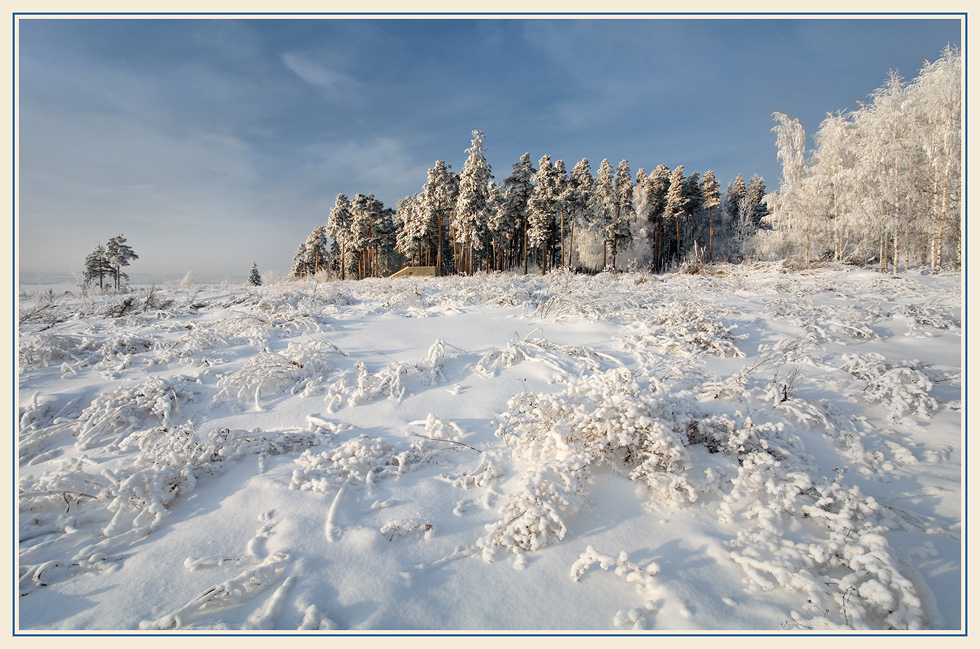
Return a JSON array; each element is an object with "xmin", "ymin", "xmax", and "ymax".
[{"xmin": 17, "ymin": 15, "xmax": 962, "ymax": 280}]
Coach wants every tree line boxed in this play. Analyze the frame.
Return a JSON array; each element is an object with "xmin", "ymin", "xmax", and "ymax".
[{"xmin": 293, "ymin": 131, "xmax": 770, "ymax": 280}]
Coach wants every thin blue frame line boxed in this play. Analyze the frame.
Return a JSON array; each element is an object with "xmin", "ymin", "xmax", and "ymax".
[
  {"xmin": 9, "ymin": 11, "xmax": 971, "ymax": 16},
  {"xmin": 11, "ymin": 10, "xmax": 18, "ymax": 638},
  {"xmin": 962, "ymin": 11, "xmax": 968, "ymax": 639},
  {"xmin": 10, "ymin": 10, "xmax": 968, "ymax": 639}
]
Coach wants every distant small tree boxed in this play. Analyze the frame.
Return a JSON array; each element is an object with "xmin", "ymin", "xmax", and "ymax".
[
  {"xmin": 248, "ymin": 263, "xmax": 262, "ymax": 286},
  {"xmin": 83, "ymin": 243, "xmax": 113, "ymax": 289},
  {"xmin": 105, "ymin": 234, "xmax": 138, "ymax": 290}
]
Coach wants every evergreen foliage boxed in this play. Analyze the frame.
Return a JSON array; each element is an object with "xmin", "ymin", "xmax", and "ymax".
[{"xmin": 248, "ymin": 263, "xmax": 262, "ymax": 286}]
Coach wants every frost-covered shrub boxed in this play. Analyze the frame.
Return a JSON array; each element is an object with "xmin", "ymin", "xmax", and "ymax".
[
  {"xmin": 841, "ymin": 353, "xmax": 938, "ymax": 419},
  {"xmin": 290, "ymin": 434, "xmax": 434, "ymax": 493},
  {"xmin": 324, "ymin": 339, "xmax": 447, "ymax": 409},
  {"xmin": 891, "ymin": 300, "xmax": 960, "ymax": 335},
  {"xmin": 619, "ymin": 301, "xmax": 746, "ymax": 359},
  {"xmin": 19, "ymin": 333, "xmax": 92, "ymax": 369},
  {"xmin": 720, "ymin": 442, "xmax": 926, "ymax": 630},
  {"xmin": 701, "ymin": 334, "xmax": 819, "ymax": 403},
  {"xmin": 478, "ymin": 457, "xmax": 590, "ymax": 559},
  {"xmin": 484, "ymin": 369, "xmax": 701, "ymax": 559},
  {"xmin": 476, "ymin": 335, "xmax": 614, "ymax": 377},
  {"xmin": 214, "ymin": 340, "xmax": 338, "ymax": 408},
  {"xmin": 764, "ymin": 296, "xmax": 878, "ymax": 342},
  {"xmin": 73, "ymin": 377, "xmax": 197, "ymax": 450}
]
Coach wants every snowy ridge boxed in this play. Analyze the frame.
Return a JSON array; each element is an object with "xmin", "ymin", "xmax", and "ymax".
[{"xmin": 16, "ymin": 263, "xmax": 961, "ymax": 631}]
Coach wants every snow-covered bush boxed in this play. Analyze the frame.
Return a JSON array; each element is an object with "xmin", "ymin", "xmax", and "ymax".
[
  {"xmin": 73, "ymin": 376, "xmax": 198, "ymax": 450},
  {"xmin": 324, "ymin": 339, "xmax": 447, "ymax": 409},
  {"xmin": 290, "ymin": 433, "xmax": 441, "ymax": 494},
  {"xmin": 841, "ymin": 353, "xmax": 938, "ymax": 419},
  {"xmin": 214, "ymin": 340, "xmax": 337, "ymax": 408},
  {"xmin": 619, "ymin": 300, "xmax": 746, "ymax": 359},
  {"xmin": 484, "ymin": 369, "xmax": 702, "ymax": 560}
]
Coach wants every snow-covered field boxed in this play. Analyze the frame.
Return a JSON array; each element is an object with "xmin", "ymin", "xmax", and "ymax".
[{"xmin": 15, "ymin": 263, "xmax": 963, "ymax": 633}]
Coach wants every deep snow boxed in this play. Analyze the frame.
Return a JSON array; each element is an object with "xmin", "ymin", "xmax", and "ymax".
[{"xmin": 15, "ymin": 263, "xmax": 963, "ymax": 633}]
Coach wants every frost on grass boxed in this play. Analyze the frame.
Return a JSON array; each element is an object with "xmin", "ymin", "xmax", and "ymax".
[
  {"xmin": 214, "ymin": 340, "xmax": 338, "ymax": 407},
  {"xmin": 323, "ymin": 339, "xmax": 448, "ymax": 409},
  {"xmin": 73, "ymin": 376, "xmax": 198, "ymax": 450},
  {"xmin": 481, "ymin": 369, "xmax": 701, "ymax": 560},
  {"xmin": 19, "ymin": 424, "xmax": 319, "ymax": 596},
  {"xmin": 16, "ymin": 266, "xmax": 960, "ymax": 630},
  {"xmin": 619, "ymin": 300, "xmax": 747, "ymax": 359}
]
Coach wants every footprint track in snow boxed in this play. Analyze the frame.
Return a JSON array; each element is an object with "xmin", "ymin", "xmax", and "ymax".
[{"xmin": 247, "ymin": 510, "xmax": 277, "ymax": 559}]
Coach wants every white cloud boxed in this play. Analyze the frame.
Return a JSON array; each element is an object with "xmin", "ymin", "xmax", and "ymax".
[{"xmin": 280, "ymin": 51, "xmax": 357, "ymax": 95}]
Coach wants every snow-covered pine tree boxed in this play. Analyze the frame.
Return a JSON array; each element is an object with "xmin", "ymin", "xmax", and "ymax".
[
  {"xmin": 592, "ymin": 158, "xmax": 616, "ymax": 269},
  {"xmin": 609, "ymin": 159, "xmax": 635, "ymax": 270},
  {"xmin": 248, "ymin": 263, "xmax": 262, "ymax": 286},
  {"xmin": 454, "ymin": 131, "xmax": 493, "ymax": 275},
  {"xmin": 564, "ymin": 158, "xmax": 594, "ymax": 269},
  {"xmin": 293, "ymin": 226, "xmax": 329, "ymax": 278},
  {"xmin": 553, "ymin": 159, "xmax": 572, "ymax": 270},
  {"xmin": 421, "ymin": 160, "xmax": 459, "ymax": 276},
  {"xmin": 663, "ymin": 166, "xmax": 688, "ymax": 267},
  {"xmin": 83, "ymin": 243, "xmax": 113, "ymax": 290},
  {"xmin": 325, "ymin": 194, "xmax": 353, "ymax": 280},
  {"xmin": 349, "ymin": 193, "xmax": 388, "ymax": 279},
  {"xmin": 528, "ymin": 154, "xmax": 560, "ymax": 274},
  {"xmin": 700, "ymin": 170, "xmax": 721, "ymax": 261},
  {"xmin": 642, "ymin": 164, "xmax": 672, "ymax": 271},
  {"xmin": 105, "ymin": 235, "xmax": 138, "ymax": 290},
  {"xmin": 682, "ymin": 171, "xmax": 702, "ymax": 259},
  {"xmin": 373, "ymin": 205, "xmax": 402, "ymax": 276},
  {"xmin": 746, "ymin": 175, "xmax": 769, "ymax": 230},
  {"xmin": 395, "ymin": 193, "xmax": 430, "ymax": 267},
  {"xmin": 499, "ymin": 152, "xmax": 536, "ymax": 273}
]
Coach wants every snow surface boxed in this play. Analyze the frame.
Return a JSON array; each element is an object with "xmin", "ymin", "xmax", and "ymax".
[{"xmin": 15, "ymin": 263, "xmax": 963, "ymax": 633}]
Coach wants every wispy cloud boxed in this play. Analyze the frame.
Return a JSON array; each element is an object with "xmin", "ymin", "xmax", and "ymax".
[{"xmin": 280, "ymin": 51, "xmax": 359, "ymax": 96}]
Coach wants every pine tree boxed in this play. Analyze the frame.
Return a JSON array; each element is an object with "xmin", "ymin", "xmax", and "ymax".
[
  {"xmin": 593, "ymin": 158, "xmax": 616, "ymax": 269},
  {"xmin": 528, "ymin": 154, "xmax": 560, "ymax": 274},
  {"xmin": 700, "ymin": 170, "xmax": 721, "ymax": 261},
  {"xmin": 105, "ymin": 235, "xmax": 138, "ymax": 290},
  {"xmin": 293, "ymin": 226, "xmax": 329, "ymax": 278},
  {"xmin": 609, "ymin": 159, "xmax": 635, "ymax": 270},
  {"xmin": 498, "ymin": 152, "xmax": 536, "ymax": 273},
  {"xmin": 726, "ymin": 175, "xmax": 750, "ymax": 262},
  {"xmin": 566, "ymin": 158, "xmax": 594, "ymax": 270},
  {"xmin": 248, "ymin": 263, "xmax": 262, "ymax": 286},
  {"xmin": 421, "ymin": 160, "xmax": 459, "ymax": 275},
  {"xmin": 83, "ymin": 243, "xmax": 113, "ymax": 289},
  {"xmin": 682, "ymin": 171, "xmax": 703, "ymax": 258},
  {"xmin": 325, "ymin": 194, "xmax": 353, "ymax": 280},
  {"xmin": 663, "ymin": 166, "xmax": 688, "ymax": 267},
  {"xmin": 642, "ymin": 164, "xmax": 672, "ymax": 271},
  {"xmin": 454, "ymin": 131, "xmax": 493, "ymax": 275},
  {"xmin": 746, "ymin": 175, "xmax": 769, "ymax": 229}
]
